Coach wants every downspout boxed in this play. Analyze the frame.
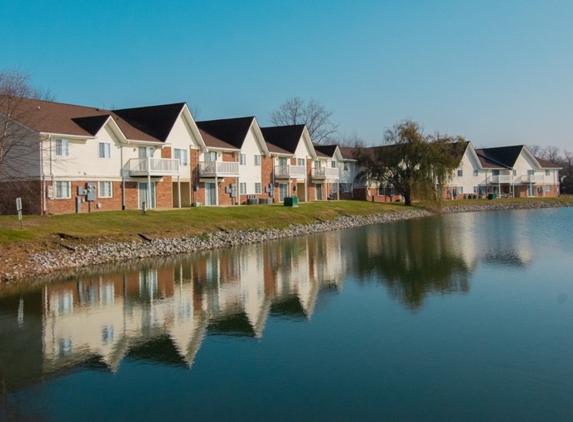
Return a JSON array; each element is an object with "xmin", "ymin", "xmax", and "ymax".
[
  {"xmin": 121, "ymin": 144, "xmax": 126, "ymax": 210},
  {"xmin": 48, "ymin": 135, "xmax": 54, "ymax": 214},
  {"xmin": 40, "ymin": 134, "xmax": 48, "ymax": 215},
  {"xmin": 271, "ymin": 156, "xmax": 275, "ymax": 203}
]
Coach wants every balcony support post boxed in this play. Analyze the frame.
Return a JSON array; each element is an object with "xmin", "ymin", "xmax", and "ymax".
[
  {"xmin": 147, "ymin": 157, "xmax": 151, "ymax": 208},
  {"xmin": 177, "ymin": 176, "xmax": 181, "ymax": 208}
]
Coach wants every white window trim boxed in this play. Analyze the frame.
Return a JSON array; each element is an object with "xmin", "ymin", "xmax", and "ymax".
[
  {"xmin": 255, "ymin": 182, "xmax": 262, "ymax": 194},
  {"xmin": 55, "ymin": 139, "xmax": 69, "ymax": 157},
  {"xmin": 240, "ymin": 182, "xmax": 247, "ymax": 195},
  {"xmin": 98, "ymin": 181, "xmax": 113, "ymax": 198},
  {"xmin": 54, "ymin": 181, "xmax": 71, "ymax": 199},
  {"xmin": 254, "ymin": 155, "xmax": 261, "ymax": 166},
  {"xmin": 240, "ymin": 154, "xmax": 247, "ymax": 166},
  {"xmin": 174, "ymin": 148, "xmax": 188, "ymax": 166},
  {"xmin": 99, "ymin": 142, "xmax": 111, "ymax": 159}
]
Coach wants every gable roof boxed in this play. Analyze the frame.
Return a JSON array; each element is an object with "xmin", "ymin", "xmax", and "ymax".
[
  {"xmin": 260, "ymin": 125, "xmax": 305, "ymax": 155},
  {"xmin": 198, "ymin": 129, "xmax": 239, "ymax": 150},
  {"xmin": 313, "ymin": 144, "xmax": 338, "ymax": 158},
  {"xmin": 535, "ymin": 157, "xmax": 562, "ymax": 169},
  {"xmin": 339, "ymin": 146, "xmax": 358, "ymax": 160},
  {"xmin": 475, "ymin": 145, "xmax": 524, "ymax": 169},
  {"xmin": 196, "ymin": 117, "xmax": 256, "ymax": 149},
  {"xmin": 0, "ymin": 97, "xmax": 159, "ymax": 142},
  {"xmin": 113, "ymin": 103, "xmax": 186, "ymax": 142}
]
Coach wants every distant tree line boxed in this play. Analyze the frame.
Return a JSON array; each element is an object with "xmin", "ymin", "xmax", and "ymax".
[{"xmin": 528, "ymin": 144, "xmax": 573, "ymax": 194}]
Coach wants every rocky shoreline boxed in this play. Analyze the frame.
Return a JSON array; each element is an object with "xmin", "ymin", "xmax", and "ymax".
[{"xmin": 2, "ymin": 200, "xmax": 571, "ymax": 283}]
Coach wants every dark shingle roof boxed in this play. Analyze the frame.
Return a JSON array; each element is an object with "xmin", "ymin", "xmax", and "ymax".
[
  {"xmin": 260, "ymin": 125, "xmax": 305, "ymax": 155},
  {"xmin": 196, "ymin": 117, "xmax": 255, "ymax": 149},
  {"xmin": 535, "ymin": 157, "xmax": 561, "ymax": 169},
  {"xmin": 198, "ymin": 129, "xmax": 238, "ymax": 150},
  {"xmin": 338, "ymin": 146, "xmax": 358, "ymax": 160},
  {"xmin": 113, "ymin": 103, "xmax": 186, "ymax": 142},
  {"xmin": 0, "ymin": 97, "xmax": 159, "ymax": 142},
  {"xmin": 313, "ymin": 144, "xmax": 338, "ymax": 158},
  {"xmin": 475, "ymin": 145, "xmax": 524, "ymax": 169}
]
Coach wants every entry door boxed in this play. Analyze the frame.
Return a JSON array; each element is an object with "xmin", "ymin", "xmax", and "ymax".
[
  {"xmin": 279, "ymin": 183, "xmax": 288, "ymax": 201},
  {"xmin": 205, "ymin": 182, "xmax": 217, "ymax": 206},
  {"xmin": 528, "ymin": 184, "xmax": 535, "ymax": 197},
  {"xmin": 138, "ymin": 182, "xmax": 156, "ymax": 209},
  {"xmin": 316, "ymin": 183, "xmax": 323, "ymax": 200}
]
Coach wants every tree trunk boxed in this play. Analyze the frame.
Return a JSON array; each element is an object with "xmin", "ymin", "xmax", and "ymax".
[{"xmin": 404, "ymin": 194, "xmax": 412, "ymax": 206}]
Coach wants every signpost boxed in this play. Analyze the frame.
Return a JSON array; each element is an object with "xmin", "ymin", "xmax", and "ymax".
[{"xmin": 16, "ymin": 197, "xmax": 23, "ymax": 228}]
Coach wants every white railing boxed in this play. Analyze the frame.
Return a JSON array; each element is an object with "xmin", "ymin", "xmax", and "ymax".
[
  {"xmin": 126, "ymin": 158, "xmax": 179, "ymax": 176},
  {"xmin": 312, "ymin": 167, "xmax": 339, "ymax": 180},
  {"xmin": 274, "ymin": 165, "xmax": 307, "ymax": 179},
  {"xmin": 519, "ymin": 174, "xmax": 544, "ymax": 184},
  {"xmin": 199, "ymin": 161, "xmax": 239, "ymax": 177},
  {"xmin": 490, "ymin": 174, "xmax": 513, "ymax": 184}
]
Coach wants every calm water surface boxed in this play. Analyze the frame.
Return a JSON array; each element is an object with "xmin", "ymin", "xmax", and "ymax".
[{"xmin": 1, "ymin": 208, "xmax": 572, "ymax": 421}]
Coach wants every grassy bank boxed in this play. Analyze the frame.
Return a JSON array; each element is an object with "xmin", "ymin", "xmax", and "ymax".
[
  {"xmin": 0, "ymin": 201, "xmax": 408, "ymax": 247},
  {"xmin": 1, "ymin": 197, "xmax": 571, "ymax": 282},
  {"xmin": 1, "ymin": 197, "xmax": 572, "ymax": 248}
]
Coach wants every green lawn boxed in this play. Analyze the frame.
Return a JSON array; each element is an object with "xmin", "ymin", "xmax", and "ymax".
[
  {"xmin": 0, "ymin": 197, "xmax": 570, "ymax": 248},
  {"xmin": 0, "ymin": 201, "xmax": 406, "ymax": 246}
]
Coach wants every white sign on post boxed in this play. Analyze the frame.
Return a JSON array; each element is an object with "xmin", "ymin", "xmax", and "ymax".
[{"xmin": 16, "ymin": 197, "xmax": 23, "ymax": 228}]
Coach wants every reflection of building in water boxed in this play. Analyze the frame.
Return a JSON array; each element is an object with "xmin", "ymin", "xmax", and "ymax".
[
  {"xmin": 0, "ymin": 233, "xmax": 349, "ymax": 389},
  {"xmin": 446, "ymin": 212, "xmax": 534, "ymax": 268}
]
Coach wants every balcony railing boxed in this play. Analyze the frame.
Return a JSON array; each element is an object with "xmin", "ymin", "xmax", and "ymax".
[
  {"xmin": 519, "ymin": 174, "xmax": 544, "ymax": 184},
  {"xmin": 126, "ymin": 158, "xmax": 179, "ymax": 177},
  {"xmin": 489, "ymin": 174, "xmax": 513, "ymax": 184},
  {"xmin": 199, "ymin": 161, "xmax": 239, "ymax": 177},
  {"xmin": 274, "ymin": 165, "xmax": 307, "ymax": 179},
  {"xmin": 312, "ymin": 167, "xmax": 339, "ymax": 180}
]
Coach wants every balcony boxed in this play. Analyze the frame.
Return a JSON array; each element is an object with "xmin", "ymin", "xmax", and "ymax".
[
  {"xmin": 126, "ymin": 158, "xmax": 179, "ymax": 177},
  {"xmin": 199, "ymin": 161, "xmax": 239, "ymax": 177},
  {"xmin": 312, "ymin": 167, "xmax": 339, "ymax": 180},
  {"xmin": 490, "ymin": 174, "xmax": 513, "ymax": 184},
  {"xmin": 274, "ymin": 165, "xmax": 307, "ymax": 179},
  {"xmin": 519, "ymin": 174, "xmax": 544, "ymax": 184}
]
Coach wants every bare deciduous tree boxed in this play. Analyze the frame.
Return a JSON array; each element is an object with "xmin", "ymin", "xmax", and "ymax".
[
  {"xmin": 543, "ymin": 145, "xmax": 561, "ymax": 163},
  {"xmin": 0, "ymin": 70, "xmax": 52, "ymax": 214},
  {"xmin": 270, "ymin": 97, "xmax": 338, "ymax": 144}
]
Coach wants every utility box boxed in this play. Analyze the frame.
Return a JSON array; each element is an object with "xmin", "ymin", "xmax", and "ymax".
[
  {"xmin": 284, "ymin": 196, "xmax": 299, "ymax": 207},
  {"xmin": 86, "ymin": 182, "xmax": 97, "ymax": 202}
]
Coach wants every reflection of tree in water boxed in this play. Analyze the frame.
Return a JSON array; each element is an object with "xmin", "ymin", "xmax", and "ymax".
[{"xmin": 350, "ymin": 218, "xmax": 471, "ymax": 310}]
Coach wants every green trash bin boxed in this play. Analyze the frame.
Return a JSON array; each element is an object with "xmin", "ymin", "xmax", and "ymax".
[
  {"xmin": 284, "ymin": 196, "xmax": 299, "ymax": 207},
  {"xmin": 487, "ymin": 193, "xmax": 497, "ymax": 200}
]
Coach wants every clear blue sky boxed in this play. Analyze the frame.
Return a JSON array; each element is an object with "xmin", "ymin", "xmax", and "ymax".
[{"xmin": 2, "ymin": 0, "xmax": 572, "ymax": 149}]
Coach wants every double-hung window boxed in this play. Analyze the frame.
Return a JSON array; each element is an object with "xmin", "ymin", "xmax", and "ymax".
[
  {"xmin": 298, "ymin": 158, "xmax": 305, "ymax": 167},
  {"xmin": 255, "ymin": 183, "xmax": 262, "ymax": 194},
  {"xmin": 98, "ymin": 181, "xmax": 113, "ymax": 198},
  {"xmin": 457, "ymin": 169, "xmax": 463, "ymax": 177},
  {"xmin": 99, "ymin": 142, "xmax": 111, "ymax": 159},
  {"xmin": 174, "ymin": 148, "xmax": 188, "ymax": 166},
  {"xmin": 240, "ymin": 182, "xmax": 247, "ymax": 195},
  {"xmin": 240, "ymin": 154, "xmax": 247, "ymax": 165},
  {"xmin": 254, "ymin": 155, "xmax": 261, "ymax": 166},
  {"xmin": 55, "ymin": 181, "xmax": 71, "ymax": 199},
  {"xmin": 55, "ymin": 139, "xmax": 69, "ymax": 157}
]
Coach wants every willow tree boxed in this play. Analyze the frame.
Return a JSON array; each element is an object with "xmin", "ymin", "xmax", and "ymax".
[{"xmin": 354, "ymin": 120, "xmax": 466, "ymax": 206}]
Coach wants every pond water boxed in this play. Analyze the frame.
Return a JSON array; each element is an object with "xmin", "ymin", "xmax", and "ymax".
[{"xmin": 1, "ymin": 208, "xmax": 573, "ymax": 421}]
